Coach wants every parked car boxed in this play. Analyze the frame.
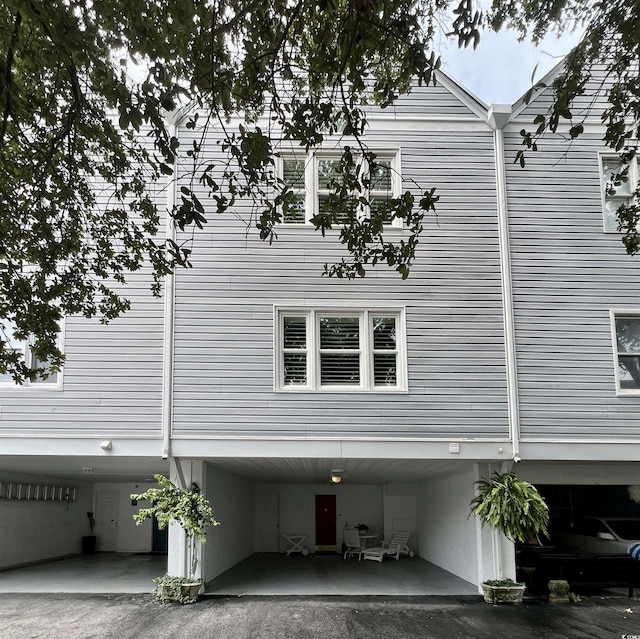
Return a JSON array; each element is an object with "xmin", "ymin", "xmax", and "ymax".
[{"xmin": 554, "ymin": 517, "xmax": 640, "ymax": 555}]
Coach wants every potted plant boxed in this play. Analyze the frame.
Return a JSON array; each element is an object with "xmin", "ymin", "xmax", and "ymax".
[
  {"xmin": 469, "ymin": 471, "xmax": 549, "ymax": 604},
  {"xmin": 131, "ymin": 474, "xmax": 220, "ymax": 604}
]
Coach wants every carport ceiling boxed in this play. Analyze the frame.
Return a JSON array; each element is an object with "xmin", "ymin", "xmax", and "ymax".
[
  {"xmin": 205, "ymin": 457, "xmax": 473, "ymax": 484},
  {"xmin": 0, "ymin": 455, "xmax": 169, "ymax": 484},
  {"xmin": 0, "ymin": 456, "xmax": 475, "ymax": 485}
]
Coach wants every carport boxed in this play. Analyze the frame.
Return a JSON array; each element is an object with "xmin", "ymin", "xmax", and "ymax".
[
  {"xmin": 0, "ymin": 551, "xmax": 476, "ymax": 595},
  {"xmin": 0, "ymin": 455, "xmax": 170, "ymax": 582},
  {"xmin": 0, "ymin": 454, "xmax": 502, "ymax": 595},
  {"xmin": 192, "ymin": 456, "xmax": 492, "ymax": 593}
]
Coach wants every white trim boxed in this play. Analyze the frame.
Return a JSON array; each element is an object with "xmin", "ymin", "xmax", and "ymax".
[
  {"xmin": 274, "ymin": 306, "xmax": 407, "ymax": 392},
  {"xmin": 162, "ymin": 121, "xmax": 179, "ymax": 460},
  {"xmin": 0, "ymin": 318, "xmax": 65, "ymax": 391},
  {"xmin": 610, "ymin": 309, "xmax": 640, "ymax": 396},
  {"xmin": 490, "ymin": 114, "xmax": 521, "ymax": 463}
]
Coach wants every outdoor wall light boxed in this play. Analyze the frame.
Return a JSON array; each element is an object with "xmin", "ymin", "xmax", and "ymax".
[
  {"xmin": 330, "ymin": 470, "xmax": 343, "ymax": 484},
  {"xmin": 100, "ymin": 440, "xmax": 113, "ymax": 450}
]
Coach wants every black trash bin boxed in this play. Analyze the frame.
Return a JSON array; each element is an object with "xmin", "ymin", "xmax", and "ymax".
[{"xmin": 82, "ymin": 535, "xmax": 97, "ymax": 554}]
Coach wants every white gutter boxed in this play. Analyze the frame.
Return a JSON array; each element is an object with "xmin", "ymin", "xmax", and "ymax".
[
  {"xmin": 161, "ymin": 119, "xmax": 179, "ymax": 461},
  {"xmin": 489, "ymin": 105, "xmax": 521, "ymax": 464}
]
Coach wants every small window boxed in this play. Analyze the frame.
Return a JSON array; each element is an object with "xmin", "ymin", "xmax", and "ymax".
[
  {"xmin": 600, "ymin": 155, "xmax": 637, "ymax": 232},
  {"xmin": 275, "ymin": 308, "xmax": 406, "ymax": 392},
  {"xmin": 611, "ymin": 312, "xmax": 640, "ymax": 394},
  {"xmin": 279, "ymin": 150, "xmax": 402, "ymax": 227},
  {"xmin": 0, "ymin": 320, "xmax": 61, "ymax": 388}
]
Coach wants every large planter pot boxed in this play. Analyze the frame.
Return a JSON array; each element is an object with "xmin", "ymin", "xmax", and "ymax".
[
  {"xmin": 481, "ymin": 582, "xmax": 526, "ymax": 604},
  {"xmin": 179, "ymin": 582, "xmax": 202, "ymax": 604},
  {"xmin": 154, "ymin": 577, "xmax": 203, "ymax": 604}
]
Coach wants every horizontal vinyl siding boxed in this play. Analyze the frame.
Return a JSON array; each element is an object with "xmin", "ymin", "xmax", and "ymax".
[
  {"xmin": 172, "ymin": 122, "xmax": 509, "ymax": 440},
  {"xmin": 376, "ymin": 79, "xmax": 480, "ymax": 117},
  {"xmin": 503, "ymin": 130, "xmax": 640, "ymax": 440},
  {"xmin": 0, "ymin": 280, "xmax": 164, "ymax": 438}
]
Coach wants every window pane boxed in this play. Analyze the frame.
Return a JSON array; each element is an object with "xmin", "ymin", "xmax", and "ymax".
[
  {"xmin": 602, "ymin": 159, "xmax": 632, "ymax": 196},
  {"xmin": 317, "ymin": 159, "xmax": 341, "ymax": 189},
  {"xmin": 618, "ymin": 356, "xmax": 640, "ymax": 389},
  {"xmin": 370, "ymin": 160, "xmax": 392, "ymax": 191},
  {"xmin": 30, "ymin": 353, "xmax": 58, "ymax": 384},
  {"xmin": 318, "ymin": 194, "xmax": 356, "ymax": 224},
  {"xmin": 616, "ymin": 317, "xmax": 640, "ymax": 390},
  {"xmin": 373, "ymin": 354, "xmax": 397, "ymax": 386},
  {"xmin": 283, "ymin": 194, "xmax": 305, "ymax": 223},
  {"xmin": 603, "ymin": 198, "xmax": 626, "ymax": 231},
  {"xmin": 616, "ymin": 317, "xmax": 640, "ymax": 353},
  {"xmin": 283, "ymin": 316, "xmax": 306, "ymax": 348},
  {"xmin": 372, "ymin": 317, "xmax": 396, "ymax": 350},
  {"xmin": 320, "ymin": 317, "xmax": 359, "ymax": 349},
  {"xmin": 283, "ymin": 158, "xmax": 305, "ymax": 189},
  {"xmin": 370, "ymin": 197, "xmax": 392, "ymax": 223},
  {"xmin": 320, "ymin": 354, "xmax": 360, "ymax": 385},
  {"xmin": 283, "ymin": 354, "xmax": 307, "ymax": 385}
]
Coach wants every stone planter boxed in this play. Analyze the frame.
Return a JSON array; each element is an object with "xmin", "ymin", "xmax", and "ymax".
[
  {"xmin": 153, "ymin": 577, "xmax": 203, "ymax": 604},
  {"xmin": 481, "ymin": 582, "xmax": 526, "ymax": 604},
  {"xmin": 179, "ymin": 582, "xmax": 202, "ymax": 604}
]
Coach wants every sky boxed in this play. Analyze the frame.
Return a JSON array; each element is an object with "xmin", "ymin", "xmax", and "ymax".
[{"xmin": 437, "ymin": 26, "xmax": 584, "ymax": 105}]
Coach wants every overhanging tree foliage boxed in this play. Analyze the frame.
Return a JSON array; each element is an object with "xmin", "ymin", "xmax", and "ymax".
[
  {"xmin": 491, "ymin": 0, "xmax": 640, "ymax": 254},
  {"xmin": 0, "ymin": 0, "xmax": 638, "ymax": 383}
]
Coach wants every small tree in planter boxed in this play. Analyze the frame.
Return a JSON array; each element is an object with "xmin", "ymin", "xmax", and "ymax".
[
  {"xmin": 131, "ymin": 474, "xmax": 220, "ymax": 604},
  {"xmin": 469, "ymin": 471, "xmax": 549, "ymax": 603}
]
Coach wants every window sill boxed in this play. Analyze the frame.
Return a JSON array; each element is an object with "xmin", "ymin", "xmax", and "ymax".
[
  {"xmin": 274, "ymin": 387, "xmax": 409, "ymax": 394},
  {"xmin": 0, "ymin": 383, "xmax": 63, "ymax": 392},
  {"xmin": 615, "ymin": 389, "xmax": 640, "ymax": 397}
]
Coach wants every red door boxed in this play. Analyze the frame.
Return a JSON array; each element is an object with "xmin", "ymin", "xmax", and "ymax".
[{"xmin": 315, "ymin": 494, "xmax": 337, "ymax": 552}]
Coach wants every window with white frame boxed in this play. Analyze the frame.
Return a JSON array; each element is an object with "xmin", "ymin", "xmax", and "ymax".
[
  {"xmin": 0, "ymin": 321, "xmax": 61, "ymax": 387},
  {"xmin": 611, "ymin": 312, "xmax": 640, "ymax": 394},
  {"xmin": 280, "ymin": 151, "xmax": 402, "ymax": 227},
  {"xmin": 276, "ymin": 308, "xmax": 407, "ymax": 391},
  {"xmin": 600, "ymin": 155, "xmax": 637, "ymax": 232}
]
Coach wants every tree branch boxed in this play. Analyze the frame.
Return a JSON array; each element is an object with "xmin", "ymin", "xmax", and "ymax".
[{"xmin": 0, "ymin": 10, "xmax": 22, "ymax": 150}]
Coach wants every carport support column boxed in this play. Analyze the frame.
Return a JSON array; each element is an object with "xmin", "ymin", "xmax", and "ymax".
[
  {"xmin": 473, "ymin": 464, "xmax": 516, "ymax": 590},
  {"xmin": 167, "ymin": 459, "xmax": 206, "ymax": 580}
]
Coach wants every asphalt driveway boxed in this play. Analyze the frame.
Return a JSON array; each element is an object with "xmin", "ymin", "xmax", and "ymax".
[{"xmin": 0, "ymin": 593, "xmax": 637, "ymax": 639}]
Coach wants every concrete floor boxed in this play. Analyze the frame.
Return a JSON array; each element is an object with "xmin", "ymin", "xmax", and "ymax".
[
  {"xmin": 0, "ymin": 552, "xmax": 477, "ymax": 596},
  {"xmin": 206, "ymin": 553, "xmax": 478, "ymax": 596},
  {"xmin": 0, "ymin": 553, "xmax": 165, "ymax": 593}
]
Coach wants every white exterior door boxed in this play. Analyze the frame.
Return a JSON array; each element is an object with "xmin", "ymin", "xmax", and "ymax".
[
  {"xmin": 255, "ymin": 493, "xmax": 279, "ymax": 552},
  {"xmin": 95, "ymin": 490, "xmax": 119, "ymax": 551}
]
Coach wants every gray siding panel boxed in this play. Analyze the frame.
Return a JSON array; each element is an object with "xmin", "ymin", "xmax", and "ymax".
[
  {"xmin": 373, "ymin": 79, "xmax": 480, "ymax": 117},
  {"xmin": 504, "ymin": 130, "xmax": 640, "ymax": 440},
  {"xmin": 0, "ymin": 274, "xmax": 164, "ymax": 438},
  {"xmin": 172, "ymin": 124, "xmax": 509, "ymax": 440}
]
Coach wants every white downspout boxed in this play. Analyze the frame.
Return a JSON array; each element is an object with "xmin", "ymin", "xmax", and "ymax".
[
  {"xmin": 162, "ymin": 119, "xmax": 178, "ymax": 461},
  {"xmin": 489, "ymin": 105, "xmax": 521, "ymax": 465}
]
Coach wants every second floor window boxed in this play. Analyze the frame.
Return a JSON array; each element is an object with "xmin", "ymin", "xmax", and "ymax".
[
  {"xmin": 611, "ymin": 312, "xmax": 640, "ymax": 394},
  {"xmin": 276, "ymin": 307, "xmax": 407, "ymax": 392},
  {"xmin": 280, "ymin": 150, "xmax": 402, "ymax": 227},
  {"xmin": 0, "ymin": 321, "xmax": 61, "ymax": 387}
]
